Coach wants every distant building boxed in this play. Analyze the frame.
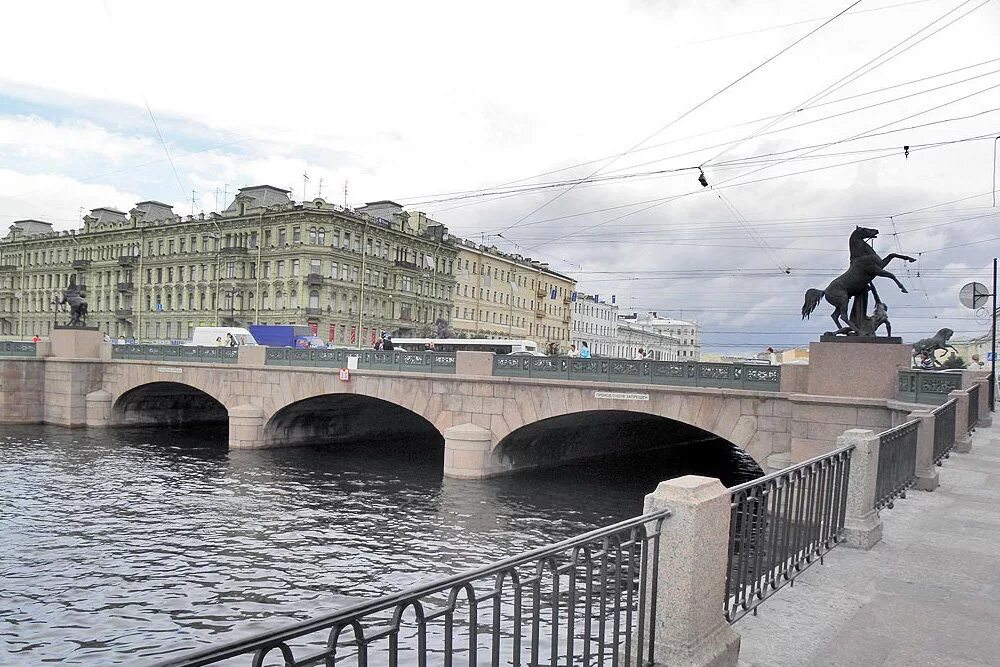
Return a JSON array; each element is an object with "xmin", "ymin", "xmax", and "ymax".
[
  {"xmin": 571, "ymin": 294, "xmax": 618, "ymax": 356},
  {"xmin": 0, "ymin": 189, "xmax": 456, "ymax": 342},
  {"xmin": 451, "ymin": 240, "xmax": 576, "ymax": 353},
  {"xmin": 618, "ymin": 312, "xmax": 701, "ymax": 360},
  {"xmin": 615, "ymin": 321, "xmax": 680, "ymax": 360}
]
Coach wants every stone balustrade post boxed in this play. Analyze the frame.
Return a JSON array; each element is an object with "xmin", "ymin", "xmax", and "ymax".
[
  {"xmin": 950, "ymin": 390, "xmax": 971, "ymax": 453},
  {"xmin": 839, "ymin": 428, "xmax": 883, "ymax": 550},
  {"xmin": 977, "ymin": 377, "xmax": 992, "ymax": 427},
  {"xmin": 909, "ymin": 410, "xmax": 938, "ymax": 491},
  {"xmin": 642, "ymin": 475, "xmax": 740, "ymax": 667},
  {"xmin": 238, "ymin": 345, "xmax": 267, "ymax": 367}
]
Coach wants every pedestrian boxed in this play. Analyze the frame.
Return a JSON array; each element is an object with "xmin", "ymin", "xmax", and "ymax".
[
  {"xmin": 580, "ymin": 342, "xmax": 591, "ymax": 359},
  {"xmin": 215, "ymin": 336, "xmax": 225, "ymax": 347},
  {"xmin": 568, "ymin": 344, "xmax": 580, "ymax": 357},
  {"xmin": 31, "ymin": 335, "xmax": 41, "ymax": 343},
  {"xmin": 373, "ymin": 339, "xmax": 383, "ymax": 350},
  {"xmin": 226, "ymin": 333, "xmax": 238, "ymax": 347},
  {"xmin": 103, "ymin": 333, "xmax": 111, "ymax": 344},
  {"xmin": 117, "ymin": 335, "xmax": 126, "ymax": 344},
  {"xmin": 383, "ymin": 335, "xmax": 394, "ymax": 351},
  {"xmin": 635, "ymin": 348, "xmax": 645, "ymax": 360},
  {"xmin": 967, "ymin": 354, "xmax": 984, "ymax": 370}
]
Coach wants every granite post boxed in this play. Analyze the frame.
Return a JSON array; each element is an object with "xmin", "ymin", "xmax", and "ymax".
[
  {"xmin": 840, "ymin": 429, "xmax": 883, "ymax": 549},
  {"xmin": 643, "ymin": 475, "xmax": 740, "ymax": 667},
  {"xmin": 909, "ymin": 410, "xmax": 938, "ymax": 491},
  {"xmin": 950, "ymin": 389, "xmax": 971, "ymax": 453}
]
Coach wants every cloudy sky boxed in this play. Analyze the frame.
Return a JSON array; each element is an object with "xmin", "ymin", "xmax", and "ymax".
[{"xmin": 2, "ymin": 0, "xmax": 999, "ymax": 352}]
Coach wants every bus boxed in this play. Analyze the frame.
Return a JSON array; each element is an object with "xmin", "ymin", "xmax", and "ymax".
[{"xmin": 389, "ymin": 338, "xmax": 541, "ymax": 355}]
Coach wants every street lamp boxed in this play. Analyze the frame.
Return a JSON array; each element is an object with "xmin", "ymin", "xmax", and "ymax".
[{"xmin": 224, "ymin": 287, "xmax": 243, "ymax": 326}]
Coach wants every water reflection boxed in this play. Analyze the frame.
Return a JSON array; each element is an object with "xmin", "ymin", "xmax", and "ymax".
[{"xmin": 0, "ymin": 423, "xmax": 759, "ymax": 665}]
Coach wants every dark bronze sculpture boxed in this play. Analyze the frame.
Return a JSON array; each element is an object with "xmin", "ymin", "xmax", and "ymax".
[
  {"xmin": 801, "ymin": 226, "xmax": 914, "ymax": 336},
  {"xmin": 56, "ymin": 276, "xmax": 89, "ymax": 327},
  {"xmin": 912, "ymin": 328, "xmax": 957, "ymax": 367}
]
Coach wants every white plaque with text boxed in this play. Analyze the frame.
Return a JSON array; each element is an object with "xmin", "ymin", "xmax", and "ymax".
[{"xmin": 594, "ymin": 391, "xmax": 649, "ymax": 401}]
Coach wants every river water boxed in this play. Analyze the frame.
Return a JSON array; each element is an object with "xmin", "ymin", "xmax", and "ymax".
[{"xmin": 0, "ymin": 424, "xmax": 761, "ymax": 665}]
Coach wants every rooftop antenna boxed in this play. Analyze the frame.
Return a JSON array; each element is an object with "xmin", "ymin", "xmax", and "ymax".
[
  {"xmin": 190, "ymin": 190, "xmax": 196, "ymax": 216},
  {"xmin": 344, "ymin": 180, "xmax": 349, "ymax": 208},
  {"xmin": 303, "ymin": 171, "xmax": 310, "ymax": 201},
  {"xmin": 214, "ymin": 187, "xmax": 220, "ymax": 212},
  {"xmin": 318, "ymin": 178, "xmax": 324, "ymax": 199}
]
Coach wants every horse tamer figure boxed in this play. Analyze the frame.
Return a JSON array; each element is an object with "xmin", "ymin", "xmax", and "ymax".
[
  {"xmin": 55, "ymin": 277, "xmax": 89, "ymax": 327},
  {"xmin": 801, "ymin": 226, "xmax": 914, "ymax": 336}
]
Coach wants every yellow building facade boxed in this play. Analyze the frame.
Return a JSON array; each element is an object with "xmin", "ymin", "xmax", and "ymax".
[{"xmin": 450, "ymin": 240, "xmax": 576, "ymax": 353}]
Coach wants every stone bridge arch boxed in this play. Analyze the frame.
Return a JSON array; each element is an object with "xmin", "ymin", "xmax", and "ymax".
[{"xmin": 443, "ymin": 383, "xmax": 785, "ymax": 479}]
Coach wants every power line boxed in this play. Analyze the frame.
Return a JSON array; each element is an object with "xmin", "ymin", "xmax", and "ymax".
[{"xmin": 492, "ymin": 0, "xmax": 863, "ymax": 236}]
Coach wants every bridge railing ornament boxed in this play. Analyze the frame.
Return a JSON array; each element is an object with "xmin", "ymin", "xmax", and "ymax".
[
  {"xmin": 111, "ymin": 344, "xmax": 238, "ymax": 363},
  {"xmin": 492, "ymin": 356, "xmax": 781, "ymax": 391},
  {"xmin": 263, "ymin": 347, "xmax": 456, "ymax": 374},
  {"xmin": 897, "ymin": 369, "xmax": 963, "ymax": 405},
  {"xmin": 931, "ymin": 399, "xmax": 957, "ymax": 464},
  {"xmin": 874, "ymin": 420, "xmax": 919, "ymax": 510},
  {"xmin": 0, "ymin": 341, "xmax": 37, "ymax": 357},
  {"xmin": 154, "ymin": 509, "xmax": 672, "ymax": 667},
  {"xmin": 724, "ymin": 445, "xmax": 853, "ymax": 623},
  {"xmin": 968, "ymin": 383, "xmax": 980, "ymax": 430}
]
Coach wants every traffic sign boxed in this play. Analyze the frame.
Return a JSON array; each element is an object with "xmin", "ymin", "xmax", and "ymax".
[{"xmin": 959, "ymin": 282, "xmax": 990, "ymax": 309}]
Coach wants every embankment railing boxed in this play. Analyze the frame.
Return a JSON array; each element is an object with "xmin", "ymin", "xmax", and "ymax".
[
  {"xmin": 724, "ymin": 445, "xmax": 853, "ymax": 623},
  {"xmin": 155, "ymin": 509, "xmax": 671, "ymax": 667},
  {"xmin": 111, "ymin": 344, "xmax": 238, "ymax": 363},
  {"xmin": 265, "ymin": 347, "xmax": 456, "ymax": 373},
  {"xmin": 932, "ymin": 399, "xmax": 957, "ymax": 464},
  {"xmin": 874, "ymin": 420, "xmax": 919, "ymax": 510},
  {"xmin": 897, "ymin": 369, "xmax": 963, "ymax": 405},
  {"xmin": 968, "ymin": 383, "xmax": 980, "ymax": 430}
]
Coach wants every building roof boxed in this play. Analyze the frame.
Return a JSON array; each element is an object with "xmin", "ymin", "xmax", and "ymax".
[
  {"xmin": 135, "ymin": 200, "xmax": 174, "ymax": 208},
  {"xmin": 225, "ymin": 185, "xmax": 292, "ymax": 212},
  {"xmin": 363, "ymin": 200, "xmax": 404, "ymax": 208}
]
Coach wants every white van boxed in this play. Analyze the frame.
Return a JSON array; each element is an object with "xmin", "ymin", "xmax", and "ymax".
[{"xmin": 189, "ymin": 327, "xmax": 258, "ymax": 347}]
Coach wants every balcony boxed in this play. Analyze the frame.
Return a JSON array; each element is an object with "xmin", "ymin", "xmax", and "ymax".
[
  {"xmin": 118, "ymin": 255, "xmax": 136, "ymax": 267},
  {"xmin": 220, "ymin": 246, "xmax": 249, "ymax": 256},
  {"xmin": 535, "ymin": 307, "xmax": 546, "ymax": 318},
  {"xmin": 72, "ymin": 259, "xmax": 92, "ymax": 269},
  {"xmin": 394, "ymin": 260, "xmax": 419, "ymax": 270},
  {"xmin": 562, "ymin": 296, "xmax": 571, "ymax": 305},
  {"xmin": 306, "ymin": 273, "xmax": 324, "ymax": 286},
  {"xmin": 562, "ymin": 314, "xmax": 571, "ymax": 324},
  {"xmin": 536, "ymin": 287, "xmax": 546, "ymax": 298},
  {"xmin": 0, "ymin": 264, "xmax": 16, "ymax": 273},
  {"xmin": 115, "ymin": 308, "xmax": 133, "ymax": 319},
  {"xmin": 116, "ymin": 282, "xmax": 134, "ymax": 292},
  {"xmin": 305, "ymin": 307, "xmax": 322, "ymax": 319}
]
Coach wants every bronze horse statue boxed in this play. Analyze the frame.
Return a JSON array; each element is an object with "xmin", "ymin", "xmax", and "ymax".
[
  {"xmin": 801, "ymin": 226, "xmax": 914, "ymax": 334},
  {"xmin": 55, "ymin": 290, "xmax": 89, "ymax": 327},
  {"xmin": 912, "ymin": 328, "xmax": 957, "ymax": 366}
]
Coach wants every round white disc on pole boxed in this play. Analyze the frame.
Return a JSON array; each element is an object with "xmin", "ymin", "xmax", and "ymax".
[{"xmin": 960, "ymin": 282, "xmax": 990, "ymax": 309}]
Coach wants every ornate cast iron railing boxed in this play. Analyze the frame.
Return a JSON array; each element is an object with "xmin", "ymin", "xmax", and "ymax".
[
  {"xmin": 265, "ymin": 347, "xmax": 457, "ymax": 374},
  {"xmin": 874, "ymin": 420, "xmax": 919, "ymax": 510},
  {"xmin": 932, "ymin": 399, "xmax": 957, "ymax": 464},
  {"xmin": 111, "ymin": 344, "xmax": 238, "ymax": 364},
  {"xmin": 0, "ymin": 341, "xmax": 37, "ymax": 357},
  {"xmin": 493, "ymin": 356, "xmax": 781, "ymax": 391},
  {"xmin": 897, "ymin": 369, "xmax": 963, "ymax": 405},
  {"xmin": 724, "ymin": 446, "xmax": 853, "ymax": 623},
  {"xmin": 155, "ymin": 510, "xmax": 671, "ymax": 667},
  {"xmin": 968, "ymin": 384, "xmax": 980, "ymax": 430}
]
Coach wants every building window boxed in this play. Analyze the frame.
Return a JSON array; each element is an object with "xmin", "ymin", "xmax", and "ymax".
[
  {"xmin": 277, "ymin": 261, "xmax": 285, "ymax": 278},
  {"xmin": 317, "ymin": 228, "xmax": 326, "ymax": 245},
  {"xmin": 309, "ymin": 290, "xmax": 319, "ymax": 309},
  {"xmin": 227, "ymin": 262, "xmax": 236, "ymax": 279},
  {"xmin": 291, "ymin": 259, "xmax": 300, "ymax": 276},
  {"xmin": 309, "ymin": 227, "xmax": 317, "ymax": 244},
  {"xmin": 278, "ymin": 228, "xmax": 287, "ymax": 246},
  {"xmin": 293, "ymin": 227, "xmax": 301, "ymax": 243},
  {"xmin": 263, "ymin": 262, "xmax": 270, "ymax": 278}
]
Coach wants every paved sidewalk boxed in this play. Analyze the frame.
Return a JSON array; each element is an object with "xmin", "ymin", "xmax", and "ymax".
[{"xmin": 737, "ymin": 420, "xmax": 1000, "ymax": 666}]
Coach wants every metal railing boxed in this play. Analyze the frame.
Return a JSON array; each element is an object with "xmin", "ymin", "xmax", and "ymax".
[
  {"xmin": 724, "ymin": 446, "xmax": 853, "ymax": 623},
  {"xmin": 156, "ymin": 509, "xmax": 672, "ymax": 667},
  {"xmin": 265, "ymin": 348, "xmax": 457, "ymax": 374},
  {"xmin": 968, "ymin": 384, "xmax": 980, "ymax": 430},
  {"xmin": 874, "ymin": 420, "xmax": 919, "ymax": 510},
  {"xmin": 0, "ymin": 341, "xmax": 37, "ymax": 357},
  {"xmin": 494, "ymin": 356, "xmax": 781, "ymax": 391},
  {"xmin": 897, "ymin": 369, "xmax": 963, "ymax": 405},
  {"xmin": 932, "ymin": 399, "xmax": 957, "ymax": 464},
  {"xmin": 111, "ymin": 344, "xmax": 238, "ymax": 364}
]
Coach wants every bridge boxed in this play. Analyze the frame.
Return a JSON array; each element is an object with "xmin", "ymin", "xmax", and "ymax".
[{"xmin": 0, "ymin": 332, "xmax": 991, "ymax": 480}]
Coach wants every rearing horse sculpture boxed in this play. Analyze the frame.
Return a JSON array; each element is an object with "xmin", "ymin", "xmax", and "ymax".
[{"xmin": 801, "ymin": 226, "xmax": 915, "ymax": 334}]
